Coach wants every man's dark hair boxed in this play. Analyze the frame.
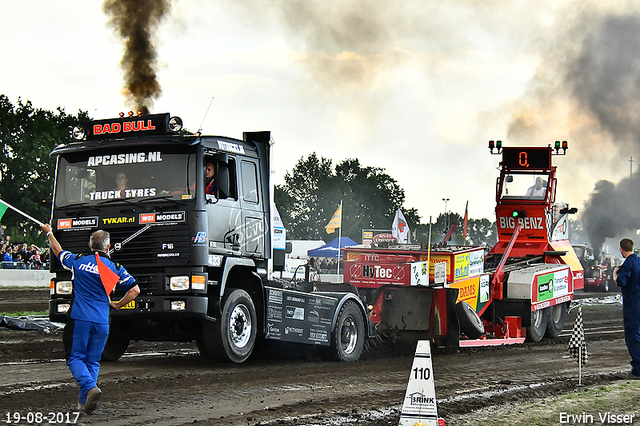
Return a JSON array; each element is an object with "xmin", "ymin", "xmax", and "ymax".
[
  {"xmin": 90, "ymin": 230, "xmax": 110, "ymax": 252},
  {"xmin": 620, "ymin": 238, "xmax": 634, "ymax": 253}
]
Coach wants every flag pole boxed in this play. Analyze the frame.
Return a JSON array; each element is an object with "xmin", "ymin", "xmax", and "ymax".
[
  {"xmin": 0, "ymin": 198, "xmax": 46, "ymax": 227},
  {"xmin": 337, "ymin": 200, "xmax": 342, "ymax": 278},
  {"xmin": 579, "ymin": 345, "xmax": 582, "ymax": 386},
  {"xmin": 578, "ymin": 306, "xmax": 583, "ymax": 386}
]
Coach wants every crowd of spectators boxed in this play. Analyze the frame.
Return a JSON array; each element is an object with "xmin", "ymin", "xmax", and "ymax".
[
  {"xmin": 0, "ymin": 236, "xmax": 49, "ymax": 269},
  {"xmin": 308, "ymin": 257, "xmax": 343, "ymax": 273}
]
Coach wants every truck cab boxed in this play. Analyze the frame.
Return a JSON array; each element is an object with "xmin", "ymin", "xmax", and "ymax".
[{"xmin": 49, "ymin": 113, "xmax": 271, "ymax": 360}]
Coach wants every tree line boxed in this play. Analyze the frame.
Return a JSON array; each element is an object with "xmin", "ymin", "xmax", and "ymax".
[{"xmin": 0, "ymin": 95, "xmax": 89, "ymax": 244}]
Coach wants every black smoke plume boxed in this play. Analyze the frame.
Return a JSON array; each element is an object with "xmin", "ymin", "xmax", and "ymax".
[
  {"xmin": 103, "ymin": 0, "xmax": 170, "ymax": 114},
  {"xmin": 582, "ymin": 176, "xmax": 640, "ymax": 252},
  {"xmin": 564, "ymin": 14, "xmax": 640, "ymax": 251}
]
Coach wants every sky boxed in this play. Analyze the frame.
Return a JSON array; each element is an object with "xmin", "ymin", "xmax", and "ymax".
[{"xmin": 2, "ymin": 0, "xmax": 640, "ymax": 237}]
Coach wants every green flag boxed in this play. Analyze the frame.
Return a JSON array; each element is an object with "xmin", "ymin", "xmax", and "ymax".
[{"xmin": 0, "ymin": 202, "xmax": 7, "ymax": 221}]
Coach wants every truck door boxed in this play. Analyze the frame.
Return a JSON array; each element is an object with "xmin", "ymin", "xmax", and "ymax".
[
  {"xmin": 205, "ymin": 155, "xmax": 242, "ymax": 255},
  {"xmin": 239, "ymin": 160, "xmax": 264, "ymax": 257}
]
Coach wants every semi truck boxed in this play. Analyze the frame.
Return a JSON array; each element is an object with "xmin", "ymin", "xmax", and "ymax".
[
  {"xmin": 342, "ymin": 141, "xmax": 584, "ymax": 347},
  {"xmin": 48, "ymin": 112, "xmax": 367, "ymax": 363}
]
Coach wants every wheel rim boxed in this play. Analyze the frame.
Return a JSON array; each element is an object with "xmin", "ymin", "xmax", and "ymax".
[
  {"xmin": 340, "ymin": 315, "xmax": 358, "ymax": 355},
  {"xmin": 550, "ymin": 305, "xmax": 562, "ymax": 324},
  {"xmin": 229, "ymin": 304, "xmax": 252, "ymax": 349},
  {"xmin": 531, "ymin": 309, "xmax": 544, "ymax": 328}
]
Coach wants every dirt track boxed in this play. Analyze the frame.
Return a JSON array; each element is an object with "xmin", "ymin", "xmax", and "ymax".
[{"xmin": 0, "ymin": 289, "xmax": 633, "ymax": 425}]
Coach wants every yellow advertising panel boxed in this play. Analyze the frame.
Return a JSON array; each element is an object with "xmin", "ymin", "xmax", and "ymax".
[{"xmin": 450, "ymin": 276, "xmax": 480, "ymax": 310}]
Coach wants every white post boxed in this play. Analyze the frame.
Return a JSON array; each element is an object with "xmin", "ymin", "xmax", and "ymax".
[{"xmin": 578, "ymin": 346, "xmax": 582, "ymax": 386}]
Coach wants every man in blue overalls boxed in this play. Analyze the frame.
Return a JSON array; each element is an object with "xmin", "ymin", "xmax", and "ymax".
[
  {"xmin": 614, "ymin": 237, "xmax": 640, "ymax": 379},
  {"xmin": 41, "ymin": 224, "xmax": 140, "ymax": 413}
]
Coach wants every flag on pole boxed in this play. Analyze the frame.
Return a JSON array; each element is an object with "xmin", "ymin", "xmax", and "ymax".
[
  {"xmin": 568, "ymin": 305, "xmax": 588, "ymax": 364},
  {"xmin": 0, "ymin": 202, "xmax": 7, "ymax": 222},
  {"xmin": 462, "ymin": 200, "xmax": 469, "ymax": 242},
  {"xmin": 0, "ymin": 198, "xmax": 45, "ymax": 226},
  {"xmin": 95, "ymin": 253, "xmax": 120, "ymax": 296},
  {"xmin": 325, "ymin": 202, "xmax": 342, "ymax": 234},
  {"xmin": 392, "ymin": 209, "xmax": 411, "ymax": 244}
]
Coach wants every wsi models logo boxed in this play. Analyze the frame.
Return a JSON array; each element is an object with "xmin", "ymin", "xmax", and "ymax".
[
  {"xmin": 139, "ymin": 211, "xmax": 185, "ymax": 224},
  {"xmin": 57, "ymin": 217, "xmax": 98, "ymax": 230}
]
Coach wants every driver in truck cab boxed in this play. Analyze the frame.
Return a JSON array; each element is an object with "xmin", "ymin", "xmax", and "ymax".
[
  {"xmin": 205, "ymin": 161, "xmax": 216, "ymax": 196},
  {"xmin": 525, "ymin": 177, "xmax": 547, "ymax": 198}
]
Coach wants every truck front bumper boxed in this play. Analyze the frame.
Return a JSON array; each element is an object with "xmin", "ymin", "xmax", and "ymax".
[{"xmin": 48, "ymin": 294, "xmax": 209, "ymax": 323}]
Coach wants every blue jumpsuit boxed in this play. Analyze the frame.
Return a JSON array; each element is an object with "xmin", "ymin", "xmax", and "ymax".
[
  {"xmin": 616, "ymin": 252, "xmax": 640, "ymax": 376},
  {"xmin": 59, "ymin": 250, "xmax": 135, "ymax": 405}
]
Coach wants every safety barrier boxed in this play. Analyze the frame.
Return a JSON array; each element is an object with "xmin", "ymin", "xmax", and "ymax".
[{"xmin": 0, "ymin": 269, "xmax": 53, "ymax": 287}]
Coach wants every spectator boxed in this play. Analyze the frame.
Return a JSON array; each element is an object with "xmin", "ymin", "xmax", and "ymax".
[{"xmin": 3, "ymin": 246, "xmax": 12, "ymax": 262}]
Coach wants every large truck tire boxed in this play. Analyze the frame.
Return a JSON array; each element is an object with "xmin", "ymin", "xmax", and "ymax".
[
  {"xmin": 326, "ymin": 301, "xmax": 365, "ymax": 362},
  {"xmin": 203, "ymin": 289, "xmax": 257, "ymax": 363},
  {"xmin": 526, "ymin": 308, "xmax": 548, "ymax": 342},
  {"xmin": 544, "ymin": 302, "xmax": 568, "ymax": 338},
  {"xmin": 101, "ymin": 332, "xmax": 129, "ymax": 362},
  {"xmin": 455, "ymin": 301, "xmax": 484, "ymax": 339}
]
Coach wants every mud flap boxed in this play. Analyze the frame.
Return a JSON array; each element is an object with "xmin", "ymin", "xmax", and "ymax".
[{"xmin": 373, "ymin": 286, "xmax": 460, "ymax": 349}]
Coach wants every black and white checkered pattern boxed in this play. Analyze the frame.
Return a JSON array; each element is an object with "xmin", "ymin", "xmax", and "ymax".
[{"xmin": 568, "ymin": 305, "xmax": 588, "ymax": 364}]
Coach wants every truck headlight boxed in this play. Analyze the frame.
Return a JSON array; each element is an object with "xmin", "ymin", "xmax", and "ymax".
[
  {"xmin": 171, "ymin": 300, "xmax": 186, "ymax": 311},
  {"xmin": 57, "ymin": 303, "xmax": 70, "ymax": 313},
  {"xmin": 56, "ymin": 281, "xmax": 73, "ymax": 295},
  {"xmin": 170, "ymin": 276, "xmax": 190, "ymax": 291}
]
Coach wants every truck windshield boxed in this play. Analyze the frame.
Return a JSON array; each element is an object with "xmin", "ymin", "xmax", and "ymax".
[
  {"xmin": 501, "ymin": 173, "xmax": 550, "ymax": 200},
  {"xmin": 54, "ymin": 150, "xmax": 197, "ymax": 207}
]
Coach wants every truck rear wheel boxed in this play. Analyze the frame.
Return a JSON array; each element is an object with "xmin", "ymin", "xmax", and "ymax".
[
  {"xmin": 526, "ymin": 308, "xmax": 548, "ymax": 342},
  {"xmin": 545, "ymin": 302, "xmax": 568, "ymax": 338},
  {"xmin": 455, "ymin": 301, "xmax": 485, "ymax": 339},
  {"xmin": 203, "ymin": 289, "xmax": 257, "ymax": 363},
  {"xmin": 327, "ymin": 301, "xmax": 364, "ymax": 362}
]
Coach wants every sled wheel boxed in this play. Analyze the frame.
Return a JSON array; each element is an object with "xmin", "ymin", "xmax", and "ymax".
[
  {"xmin": 203, "ymin": 289, "xmax": 257, "ymax": 363},
  {"xmin": 527, "ymin": 308, "xmax": 548, "ymax": 342},
  {"xmin": 544, "ymin": 302, "xmax": 568, "ymax": 338},
  {"xmin": 327, "ymin": 301, "xmax": 365, "ymax": 362},
  {"xmin": 101, "ymin": 332, "xmax": 129, "ymax": 362},
  {"xmin": 455, "ymin": 301, "xmax": 484, "ymax": 339}
]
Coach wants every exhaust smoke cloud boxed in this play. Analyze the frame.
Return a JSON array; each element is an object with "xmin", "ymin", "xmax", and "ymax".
[
  {"xmin": 569, "ymin": 14, "xmax": 640, "ymax": 252},
  {"xmin": 506, "ymin": 9, "xmax": 640, "ymax": 252},
  {"xmin": 103, "ymin": 0, "xmax": 171, "ymax": 114}
]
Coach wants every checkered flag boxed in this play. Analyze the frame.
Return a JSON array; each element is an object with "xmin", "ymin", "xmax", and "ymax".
[{"xmin": 568, "ymin": 305, "xmax": 588, "ymax": 364}]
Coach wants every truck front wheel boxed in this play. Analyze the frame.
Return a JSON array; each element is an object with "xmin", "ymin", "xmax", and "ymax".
[
  {"xmin": 526, "ymin": 308, "xmax": 548, "ymax": 342},
  {"xmin": 101, "ymin": 332, "xmax": 129, "ymax": 362},
  {"xmin": 326, "ymin": 301, "xmax": 364, "ymax": 362},
  {"xmin": 203, "ymin": 289, "xmax": 257, "ymax": 363}
]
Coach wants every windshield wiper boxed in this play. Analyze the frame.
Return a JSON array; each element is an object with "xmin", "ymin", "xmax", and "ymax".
[
  {"xmin": 141, "ymin": 195, "xmax": 189, "ymax": 203},
  {"xmin": 57, "ymin": 202, "xmax": 96, "ymax": 210},
  {"xmin": 96, "ymin": 197, "xmax": 144, "ymax": 207}
]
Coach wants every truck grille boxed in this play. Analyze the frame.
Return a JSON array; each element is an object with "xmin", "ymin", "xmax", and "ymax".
[{"xmin": 56, "ymin": 224, "xmax": 192, "ymax": 269}]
